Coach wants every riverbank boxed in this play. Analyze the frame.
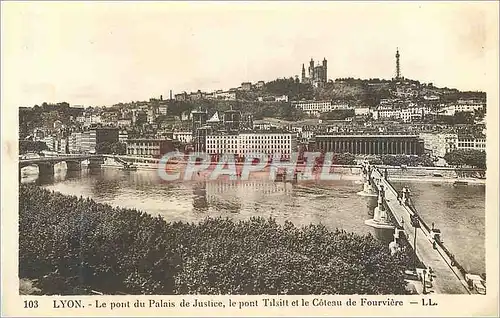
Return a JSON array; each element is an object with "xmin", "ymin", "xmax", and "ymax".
[{"xmin": 96, "ymin": 161, "xmax": 485, "ymax": 184}]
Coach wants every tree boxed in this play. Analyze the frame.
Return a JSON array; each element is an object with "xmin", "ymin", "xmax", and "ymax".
[
  {"xmin": 444, "ymin": 149, "xmax": 486, "ymax": 169},
  {"xmin": 454, "ymin": 112, "xmax": 474, "ymax": 125},
  {"xmin": 19, "ymin": 140, "xmax": 48, "ymax": 154},
  {"xmin": 263, "ymin": 78, "xmax": 314, "ymax": 101},
  {"xmin": 319, "ymin": 109, "xmax": 355, "ymax": 120},
  {"xmin": 20, "ymin": 184, "xmax": 411, "ymax": 295}
]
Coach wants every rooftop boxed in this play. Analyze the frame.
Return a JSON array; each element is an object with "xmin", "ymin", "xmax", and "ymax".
[{"xmin": 315, "ymin": 134, "xmax": 420, "ymax": 138}]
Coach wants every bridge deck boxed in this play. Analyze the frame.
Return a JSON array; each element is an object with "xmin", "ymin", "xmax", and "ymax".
[
  {"xmin": 19, "ymin": 155, "xmax": 103, "ymax": 165},
  {"xmin": 371, "ymin": 169, "xmax": 471, "ymax": 294}
]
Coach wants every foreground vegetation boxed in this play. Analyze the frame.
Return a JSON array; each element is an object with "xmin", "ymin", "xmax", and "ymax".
[{"xmin": 20, "ymin": 184, "xmax": 411, "ymax": 295}]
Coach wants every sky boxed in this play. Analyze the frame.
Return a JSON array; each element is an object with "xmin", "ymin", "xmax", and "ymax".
[{"xmin": 1, "ymin": 1, "xmax": 498, "ymax": 108}]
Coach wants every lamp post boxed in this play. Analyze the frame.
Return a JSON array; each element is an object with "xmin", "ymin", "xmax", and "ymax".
[
  {"xmin": 410, "ymin": 214, "xmax": 421, "ymax": 269},
  {"xmin": 422, "ymin": 269, "xmax": 427, "ymax": 294}
]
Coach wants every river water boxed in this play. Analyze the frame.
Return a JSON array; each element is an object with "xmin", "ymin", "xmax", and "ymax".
[{"xmin": 21, "ymin": 164, "xmax": 485, "ymax": 274}]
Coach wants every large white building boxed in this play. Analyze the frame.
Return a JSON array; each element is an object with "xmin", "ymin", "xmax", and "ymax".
[
  {"xmin": 457, "ymin": 135, "xmax": 486, "ymax": 151},
  {"xmin": 81, "ymin": 129, "xmax": 97, "ymax": 153},
  {"xmin": 330, "ymin": 100, "xmax": 351, "ymax": 110},
  {"xmin": 292, "ymin": 100, "xmax": 332, "ymax": 115},
  {"xmin": 440, "ymin": 99, "xmax": 486, "ymax": 116},
  {"xmin": 420, "ymin": 132, "xmax": 485, "ymax": 158},
  {"xmin": 355, "ymin": 107, "xmax": 370, "ymax": 116},
  {"xmin": 419, "ymin": 133, "xmax": 458, "ymax": 157},
  {"xmin": 212, "ymin": 90, "xmax": 237, "ymax": 101},
  {"xmin": 205, "ymin": 132, "xmax": 298, "ymax": 159},
  {"xmin": 173, "ymin": 131, "xmax": 193, "ymax": 144},
  {"xmin": 69, "ymin": 132, "xmax": 83, "ymax": 154},
  {"xmin": 126, "ymin": 138, "xmax": 174, "ymax": 158},
  {"xmin": 374, "ymin": 106, "xmax": 430, "ymax": 122}
]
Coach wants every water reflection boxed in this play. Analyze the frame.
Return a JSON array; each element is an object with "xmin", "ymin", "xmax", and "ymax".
[
  {"xmin": 192, "ymin": 182, "xmax": 208, "ymax": 213},
  {"xmin": 20, "ymin": 167, "xmax": 485, "ymax": 274}
]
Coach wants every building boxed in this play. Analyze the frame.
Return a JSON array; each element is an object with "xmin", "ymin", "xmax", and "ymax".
[
  {"xmin": 400, "ymin": 107, "xmax": 429, "ymax": 123},
  {"xmin": 240, "ymin": 113, "xmax": 254, "ymax": 130},
  {"xmin": 126, "ymin": 138, "xmax": 174, "ymax": 158},
  {"xmin": 213, "ymin": 90, "xmax": 238, "ymax": 101},
  {"xmin": 192, "ymin": 109, "xmax": 208, "ymax": 152},
  {"xmin": 158, "ymin": 104, "xmax": 168, "ymax": 116},
  {"xmin": 419, "ymin": 133, "xmax": 458, "ymax": 157},
  {"xmin": 119, "ymin": 130, "xmax": 128, "ymax": 144},
  {"xmin": 173, "ymin": 131, "xmax": 193, "ymax": 144},
  {"xmin": 275, "ymin": 95, "xmax": 289, "ymax": 102},
  {"xmin": 175, "ymin": 92, "xmax": 188, "ymax": 101},
  {"xmin": 79, "ymin": 114, "xmax": 102, "ymax": 128},
  {"xmin": 456, "ymin": 99, "xmax": 486, "ymax": 112},
  {"xmin": 440, "ymin": 99, "xmax": 486, "ymax": 116},
  {"xmin": 147, "ymin": 108, "xmax": 156, "ymax": 124},
  {"xmin": 253, "ymin": 120, "xmax": 278, "ymax": 131},
  {"xmin": 330, "ymin": 100, "xmax": 351, "ymax": 111},
  {"xmin": 132, "ymin": 111, "xmax": 147, "ymax": 126},
  {"xmin": 58, "ymin": 138, "xmax": 68, "ymax": 154},
  {"xmin": 81, "ymin": 127, "xmax": 119, "ymax": 154},
  {"xmin": 301, "ymin": 58, "xmax": 328, "ymax": 87},
  {"xmin": 223, "ymin": 109, "xmax": 241, "ymax": 132},
  {"xmin": 189, "ymin": 90, "xmax": 204, "ymax": 100},
  {"xmin": 41, "ymin": 136, "xmax": 56, "ymax": 151},
  {"xmin": 313, "ymin": 134, "xmax": 425, "ymax": 156},
  {"xmin": 355, "ymin": 107, "xmax": 371, "ymax": 116},
  {"xmin": 69, "ymin": 132, "xmax": 83, "ymax": 154},
  {"xmin": 373, "ymin": 106, "xmax": 430, "ymax": 122},
  {"xmin": 255, "ymin": 81, "xmax": 265, "ymax": 89},
  {"xmin": 241, "ymin": 82, "xmax": 252, "ymax": 91},
  {"xmin": 292, "ymin": 100, "xmax": 333, "ymax": 116},
  {"xmin": 117, "ymin": 119, "xmax": 132, "ymax": 128},
  {"xmin": 205, "ymin": 132, "xmax": 298, "ymax": 160},
  {"xmin": 457, "ymin": 135, "xmax": 486, "ymax": 152}
]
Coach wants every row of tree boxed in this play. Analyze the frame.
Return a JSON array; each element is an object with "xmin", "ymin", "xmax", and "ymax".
[
  {"xmin": 443, "ymin": 149, "xmax": 486, "ymax": 169},
  {"xmin": 19, "ymin": 184, "xmax": 412, "ymax": 295},
  {"xmin": 369, "ymin": 155, "xmax": 436, "ymax": 167}
]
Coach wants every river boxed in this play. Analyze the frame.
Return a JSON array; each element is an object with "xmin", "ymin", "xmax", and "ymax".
[{"xmin": 20, "ymin": 164, "xmax": 485, "ymax": 274}]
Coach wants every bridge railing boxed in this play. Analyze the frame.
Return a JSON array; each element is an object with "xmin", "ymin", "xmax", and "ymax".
[{"xmin": 378, "ymin": 168, "xmax": 472, "ymax": 288}]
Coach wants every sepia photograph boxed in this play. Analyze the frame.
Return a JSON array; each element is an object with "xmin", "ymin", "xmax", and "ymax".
[{"xmin": 2, "ymin": 1, "xmax": 499, "ymax": 317}]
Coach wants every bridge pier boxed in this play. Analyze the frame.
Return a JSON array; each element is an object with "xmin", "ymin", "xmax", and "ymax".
[
  {"xmin": 88, "ymin": 157, "xmax": 104, "ymax": 170},
  {"xmin": 38, "ymin": 163, "xmax": 54, "ymax": 177},
  {"xmin": 357, "ymin": 163, "xmax": 377, "ymax": 196},
  {"xmin": 66, "ymin": 161, "xmax": 81, "ymax": 172},
  {"xmin": 365, "ymin": 185, "xmax": 394, "ymax": 230}
]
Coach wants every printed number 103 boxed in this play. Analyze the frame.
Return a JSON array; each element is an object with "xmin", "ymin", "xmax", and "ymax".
[{"xmin": 24, "ymin": 300, "xmax": 39, "ymax": 308}]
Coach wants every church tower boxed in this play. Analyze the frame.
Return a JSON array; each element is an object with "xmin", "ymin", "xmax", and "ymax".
[
  {"xmin": 309, "ymin": 58, "xmax": 314, "ymax": 80},
  {"xmin": 301, "ymin": 64, "xmax": 306, "ymax": 83},
  {"xmin": 322, "ymin": 58, "xmax": 327, "ymax": 82}
]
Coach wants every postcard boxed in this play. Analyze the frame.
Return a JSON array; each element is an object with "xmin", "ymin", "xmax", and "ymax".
[{"xmin": 2, "ymin": 1, "xmax": 498, "ymax": 317}]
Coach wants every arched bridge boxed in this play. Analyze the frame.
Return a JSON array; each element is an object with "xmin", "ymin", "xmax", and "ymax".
[{"xmin": 19, "ymin": 154, "xmax": 105, "ymax": 177}]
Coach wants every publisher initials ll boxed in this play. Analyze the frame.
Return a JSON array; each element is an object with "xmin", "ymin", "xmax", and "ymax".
[{"xmin": 422, "ymin": 298, "xmax": 437, "ymax": 306}]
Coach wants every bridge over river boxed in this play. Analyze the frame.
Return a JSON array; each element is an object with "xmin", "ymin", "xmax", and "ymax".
[{"xmin": 363, "ymin": 164, "xmax": 482, "ymax": 294}]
